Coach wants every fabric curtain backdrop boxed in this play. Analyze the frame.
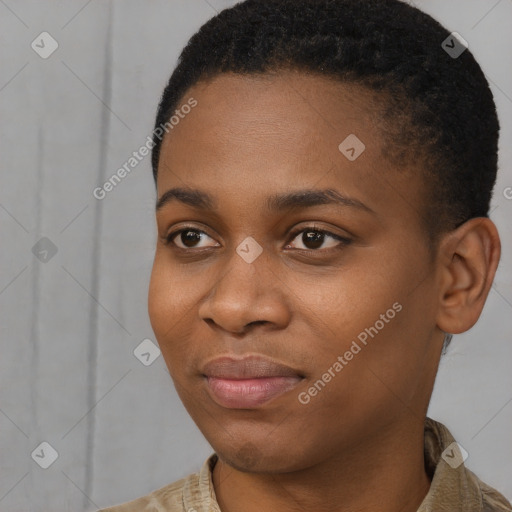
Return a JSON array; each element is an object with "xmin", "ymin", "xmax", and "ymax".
[{"xmin": 0, "ymin": 1, "xmax": 511, "ymax": 510}]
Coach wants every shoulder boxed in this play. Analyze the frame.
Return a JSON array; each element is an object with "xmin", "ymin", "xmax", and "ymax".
[
  {"xmin": 423, "ymin": 418, "xmax": 512, "ymax": 512},
  {"xmin": 96, "ymin": 453, "xmax": 219, "ymax": 512},
  {"xmin": 472, "ymin": 471, "xmax": 512, "ymax": 512},
  {"xmin": 97, "ymin": 473, "xmax": 195, "ymax": 512}
]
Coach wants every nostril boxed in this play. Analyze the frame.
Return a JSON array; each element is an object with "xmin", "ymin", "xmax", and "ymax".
[{"xmin": 247, "ymin": 320, "xmax": 267, "ymax": 328}]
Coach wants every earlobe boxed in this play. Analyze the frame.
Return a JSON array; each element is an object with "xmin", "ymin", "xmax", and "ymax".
[{"xmin": 436, "ymin": 217, "xmax": 501, "ymax": 335}]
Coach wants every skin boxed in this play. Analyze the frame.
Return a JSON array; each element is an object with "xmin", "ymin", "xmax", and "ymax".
[{"xmin": 148, "ymin": 70, "xmax": 501, "ymax": 512}]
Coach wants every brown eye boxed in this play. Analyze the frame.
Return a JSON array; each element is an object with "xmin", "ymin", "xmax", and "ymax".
[
  {"xmin": 286, "ymin": 227, "xmax": 351, "ymax": 251},
  {"xmin": 166, "ymin": 228, "xmax": 217, "ymax": 249},
  {"xmin": 300, "ymin": 231, "xmax": 325, "ymax": 249}
]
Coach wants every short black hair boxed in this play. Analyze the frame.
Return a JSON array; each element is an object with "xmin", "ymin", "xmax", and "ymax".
[{"xmin": 151, "ymin": 0, "xmax": 499, "ymax": 248}]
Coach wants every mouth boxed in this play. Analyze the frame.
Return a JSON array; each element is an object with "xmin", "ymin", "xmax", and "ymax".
[{"xmin": 201, "ymin": 355, "xmax": 305, "ymax": 409}]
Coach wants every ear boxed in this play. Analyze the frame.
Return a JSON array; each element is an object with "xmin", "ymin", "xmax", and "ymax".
[{"xmin": 436, "ymin": 217, "xmax": 501, "ymax": 335}]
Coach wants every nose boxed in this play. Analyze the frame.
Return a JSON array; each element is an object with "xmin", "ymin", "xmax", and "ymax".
[{"xmin": 198, "ymin": 247, "xmax": 291, "ymax": 335}]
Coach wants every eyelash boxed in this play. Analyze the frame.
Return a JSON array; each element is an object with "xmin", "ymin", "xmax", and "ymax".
[{"xmin": 163, "ymin": 225, "xmax": 352, "ymax": 252}]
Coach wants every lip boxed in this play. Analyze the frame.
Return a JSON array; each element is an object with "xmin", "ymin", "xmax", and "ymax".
[{"xmin": 202, "ymin": 355, "xmax": 304, "ymax": 409}]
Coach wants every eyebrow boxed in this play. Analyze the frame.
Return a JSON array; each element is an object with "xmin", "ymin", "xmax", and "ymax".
[{"xmin": 155, "ymin": 186, "xmax": 375, "ymax": 215}]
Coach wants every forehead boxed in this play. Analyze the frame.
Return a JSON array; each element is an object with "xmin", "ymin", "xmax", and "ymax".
[{"xmin": 157, "ymin": 71, "xmax": 422, "ymax": 223}]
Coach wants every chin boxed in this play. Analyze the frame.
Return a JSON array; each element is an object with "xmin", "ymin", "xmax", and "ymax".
[{"xmin": 213, "ymin": 438, "xmax": 309, "ymax": 474}]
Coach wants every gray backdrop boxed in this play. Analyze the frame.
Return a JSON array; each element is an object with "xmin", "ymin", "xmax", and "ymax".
[{"xmin": 1, "ymin": 1, "xmax": 511, "ymax": 510}]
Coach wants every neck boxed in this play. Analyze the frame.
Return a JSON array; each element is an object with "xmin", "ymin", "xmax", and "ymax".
[{"xmin": 212, "ymin": 417, "xmax": 431, "ymax": 512}]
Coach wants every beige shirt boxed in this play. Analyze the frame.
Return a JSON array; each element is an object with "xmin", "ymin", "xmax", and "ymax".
[{"xmin": 98, "ymin": 418, "xmax": 511, "ymax": 512}]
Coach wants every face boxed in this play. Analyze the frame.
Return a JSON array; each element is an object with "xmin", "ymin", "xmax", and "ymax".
[{"xmin": 148, "ymin": 71, "xmax": 445, "ymax": 473}]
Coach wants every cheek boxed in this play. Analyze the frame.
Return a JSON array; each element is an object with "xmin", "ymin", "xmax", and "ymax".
[
  {"xmin": 147, "ymin": 256, "xmax": 167, "ymax": 336},
  {"xmin": 148, "ymin": 252, "xmax": 191, "ymax": 329},
  {"xmin": 295, "ymin": 257, "xmax": 423, "ymax": 399},
  {"xmin": 299, "ymin": 265, "xmax": 398, "ymax": 349},
  {"xmin": 147, "ymin": 254, "xmax": 205, "ymax": 372},
  {"xmin": 147, "ymin": 254, "xmax": 187, "ymax": 362}
]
